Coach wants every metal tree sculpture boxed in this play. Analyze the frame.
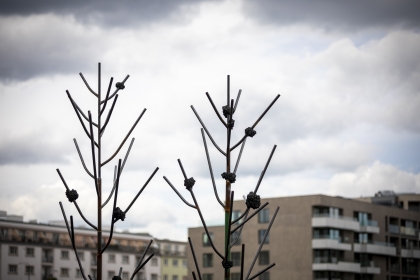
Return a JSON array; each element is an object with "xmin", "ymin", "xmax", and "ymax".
[
  {"xmin": 57, "ymin": 63, "xmax": 159, "ymax": 280},
  {"xmin": 164, "ymin": 76, "xmax": 280, "ymax": 280}
]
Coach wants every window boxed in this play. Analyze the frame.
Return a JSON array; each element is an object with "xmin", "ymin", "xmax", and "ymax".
[
  {"xmin": 231, "ymin": 232, "xmax": 241, "ymax": 246},
  {"xmin": 151, "ymin": 257, "xmax": 158, "ymax": 266},
  {"xmin": 203, "ymin": 274, "xmax": 213, "ymax": 280},
  {"xmin": 164, "ymin": 244, "xmax": 171, "ymax": 253},
  {"xmin": 164, "ymin": 275, "xmax": 168, "ymax": 280},
  {"xmin": 259, "ymin": 272, "xmax": 269, "ymax": 280},
  {"xmin": 231, "ymin": 252, "xmax": 241, "ymax": 266},
  {"xmin": 174, "ymin": 245, "xmax": 179, "ymax": 253},
  {"xmin": 258, "ymin": 208, "xmax": 269, "ymax": 223},
  {"xmin": 26, "ymin": 247, "xmax": 34, "ymax": 257},
  {"xmin": 231, "ymin": 273, "xmax": 240, "ymax": 280},
  {"xmin": 9, "ymin": 246, "xmax": 18, "ymax": 255},
  {"xmin": 25, "ymin": 265, "xmax": 34, "ymax": 275},
  {"xmin": 122, "ymin": 272, "xmax": 129, "ymax": 280},
  {"xmin": 52, "ymin": 233, "xmax": 59, "ymax": 243},
  {"xmin": 61, "ymin": 268, "xmax": 69, "ymax": 277},
  {"xmin": 203, "ymin": 232, "xmax": 214, "ymax": 247},
  {"xmin": 109, "ymin": 254, "xmax": 116, "ymax": 263},
  {"xmin": 61, "ymin": 250, "xmax": 69, "ymax": 259},
  {"xmin": 8, "ymin": 264, "xmax": 17, "ymax": 274},
  {"xmin": 232, "ymin": 210, "xmax": 242, "ymax": 224},
  {"xmin": 173, "ymin": 259, "xmax": 178, "ymax": 266},
  {"xmin": 258, "ymin": 229, "xmax": 269, "ymax": 244},
  {"xmin": 183, "ymin": 259, "xmax": 187, "ymax": 267},
  {"xmin": 0, "ymin": 228, "xmax": 8, "ymax": 238},
  {"xmin": 151, "ymin": 274, "xmax": 158, "ymax": 280},
  {"xmin": 76, "ymin": 269, "xmax": 82, "ymax": 278},
  {"xmin": 78, "ymin": 251, "xmax": 84, "ymax": 261},
  {"xmin": 172, "ymin": 276, "xmax": 179, "ymax": 280},
  {"xmin": 108, "ymin": 271, "xmax": 115, "ymax": 279},
  {"xmin": 164, "ymin": 258, "xmax": 168, "ymax": 266},
  {"xmin": 259, "ymin": 251, "xmax": 269, "ymax": 265},
  {"xmin": 122, "ymin": 255, "xmax": 129, "ymax": 264},
  {"xmin": 203, "ymin": 253, "xmax": 213, "ymax": 267}
]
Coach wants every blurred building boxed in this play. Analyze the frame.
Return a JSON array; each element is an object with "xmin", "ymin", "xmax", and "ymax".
[
  {"xmin": 155, "ymin": 239, "xmax": 188, "ymax": 280},
  {"xmin": 0, "ymin": 211, "xmax": 161, "ymax": 280},
  {"xmin": 187, "ymin": 193, "xmax": 420, "ymax": 280}
]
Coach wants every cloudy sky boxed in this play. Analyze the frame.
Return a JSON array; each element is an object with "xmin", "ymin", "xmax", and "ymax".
[{"xmin": 0, "ymin": 0, "xmax": 419, "ymax": 241}]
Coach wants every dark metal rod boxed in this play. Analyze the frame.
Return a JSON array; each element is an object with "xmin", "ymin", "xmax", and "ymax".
[
  {"xmin": 231, "ymin": 203, "xmax": 269, "ymax": 234},
  {"xmin": 163, "ymin": 176, "xmax": 196, "ymax": 209},
  {"xmin": 200, "ymin": 128, "xmax": 224, "ymax": 208},
  {"xmin": 102, "ymin": 138, "xmax": 135, "ymax": 208},
  {"xmin": 251, "ymin": 94, "xmax": 280, "ymax": 129},
  {"xmin": 245, "ymin": 207, "xmax": 279, "ymax": 280},
  {"xmin": 230, "ymin": 135, "xmax": 246, "ymax": 152},
  {"xmin": 71, "ymin": 98, "xmax": 98, "ymax": 128},
  {"xmin": 230, "ymin": 209, "xmax": 249, "ymax": 248},
  {"xmin": 88, "ymin": 276, "xmax": 92, "ymax": 280},
  {"xmin": 73, "ymin": 139, "xmax": 94, "ymax": 179},
  {"xmin": 130, "ymin": 239, "xmax": 153, "ymax": 280},
  {"xmin": 191, "ymin": 105, "xmax": 226, "ymax": 156},
  {"xmin": 205, "ymin": 92, "xmax": 227, "ymax": 127},
  {"xmin": 70, "ymin": 216, "xmax": 89, "ymax": 280},
  {"xmin": 240, "ymin": 244, "xmax": 245, "ymax": 280},
  {"xmin": 100, "ymin": 75, "xmax": 129, "ymax": 104},
  {"xmin": 79, "ymin": 73, "xmax": 98, "ymax": 97},
  {"xmin": 254, "ymin": 145, "xmax": 277, "ymax": 193},
  {"xmin": 100, "ymin": 78, "xmax": 113, "ymax": 116},
  {"xmin": 124, "ymin": 167, "xmax": 159, "ymax": 214},
  {"xmin": 231, "ymin": 207, "xmax": 249, "ymax": 225},
  {"xmin": 100, "ymin": 94, "xmax": 119, "ymax": 136},
  {"xmin": 56, "ymin": 169, "xmax": 70, "ymax": 191},
  {"xmin": 101, "ymin": 159, "xmax": 122, "ymax": 254},
  {"xmin": 133, "ymin": 253, "xmax": 155, "ymax": 277},
  {"xmin": 101, "ymin": 108, "xmax": 146, "ymax": 166},
  {"xmin": 118, "ymin": 267, "xmax": 122, "ymax": 277},
  {"xmin": 177, "ymin": 159, "xmax": 188, "ymax": 180},
  {"xmin": 59, "ymin": 202, "xmax": 72, "ymax": 239},
  {"xmin": 88, "ymin": 111, "xmax": 99, "ymax": 195},
  {"xmin": 66, "ymin": 91, "xmax": 99, "ymax": 147},
  {"xmin": 233, "ymin": 89, "xmax": 242, "ymax": 113},
  {"xmin": 227, "ymin": 75, "xmax": 230, "ymax": 107},
  {"xmin": 192, "ymin": 272, "xmax": 197, "ymax": 280},
  {"xmin": 190, "ymin": 190, "xmax": 224, "ymax": 260},
  {"xmin": 225, "ymin": 191, "xmax": 234, "ymax": 277},
  {"xmin": 248, "ymin": 263, "xmax": 275, "ymax": 280},
  {"xmin": 233, "ymin": 138, "xmax": 247, "ymax": 174},
  {"xmin": 74, "ymin": 201, "xmax": 97, "ymax": 230},
  {"xmin": 188, "ymin": 237, "xmax": 202, "ymax": 280}
]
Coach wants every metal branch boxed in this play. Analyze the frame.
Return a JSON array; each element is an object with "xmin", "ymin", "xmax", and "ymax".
[
  {"xmin": 191, "ymin": 105, "xmax": 226, "ymax": 156},
  {"xmin": 201, "ymin": 128, "xmax": 224, "ymax": 208},
  {"xmin": 231, "ymin": 202, "xmax": 269, "ymax": 234},
  {"xmin": 102, "ymin": 138, "xmax": 135, "ymax": 208},
  {"xmin": 100, "ymin": 78, "xmax": 114, "ymax": 116},
  {"xmin": 177, "ymin": 159, "xmax": 188, "ymax": 180},
  {"xmin": 254, "ymin": 145, "xmax": 277, "ymax": 193},
  {"xmin": 100, "ymin": 75, "xmax": 129, "ymax": 104},
  {"xmin": 188, "ymin": 237, "xmax": 202, "ymax": 280},
  {"xmin": 101, "ymin": 108, "xmax": 146, "ymax": 167},
  {"xmin": 251, "ymin": 94, "xmax": 280, "ymax": 129},
  {"xmin": 73, "ymin": 139, "xmax": 94, "ymax": 179},
  {"xmin": 118, "ymin": 267, "xmax": 122, "ymax": 278},
  {"xmin": 131, "ymin": 239, "xmax": 153, "ymax": 280},
  {"xmin": 190, "ymin": 190, "xmax": 225, "ymax": 260},
  {"xmin": 66, "ymin": 91, "xmax": 99, "ymax": 148},
  {"xmin": 225, "ymin": 191, "xmax": 235, "ymax": 277},
  {"xmin": 240, "ymin": 244, "xmax": 245, "ymax": 280},
  {"xmin": 163, "ymin": 176, "xmax": 196, "ymax": 209},
  {"xmin": 124, "ymin": 167, "xmax": 159, "ymax": 214},
  {"xmin": 230, "ymin": 135, "xmax": 246, "ymax": 152},
  {"xmin": 133, "ymin": 253, "xmax": 155, "ymax": 278},
  {"xmin": 205, "ymin": 92, "xmax": 227, "ymax": 127},
  {"xmin": 233, "ymin": 89, "xmax": 242, "ymax": 113},
  {"xmin": 88, "ymin": 111, "xmax": 99, "ymax": 196},
  {"xmin": 248, "ymin": 263, "xmax": 275, "ymax": 280},
  {"xmin": 79, "ymin": 73, "xmax": 98, "ymax": 97},
  {"xmin": 192, "ymin": 272, "xmax": 198, "ymax": 280},
  {"xmin": 245, "ymin": 206, "xmax": 280, "ymax": 280},
  {"xmin": 100, "ymin": 94, "xmax": 119, "ymax": 136},
  {"xmin": 70, "ymin": 97, "xmax": 98, "ymax": 128},
  {"xmin": 231, "ymin": 207, "xmax": 249, "ymax": 225},
  {"xmin": 230, "ymin": 209, "xmax": 249, "ymax": 248},
  {"xmin": 233, "ymin": 137, "xmax": 247, "ymax": 174},
  {"xmin": 101, "ymin": 160, "xmax": 122, "ymax": 254}
]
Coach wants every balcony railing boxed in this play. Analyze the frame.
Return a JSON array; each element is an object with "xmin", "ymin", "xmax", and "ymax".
[
  {"xmin": 400, "ymin": 226, "xmax": 417, "ymax": 236},
  {"xmin": 389, "ymin": 224, "xmax": 399, "ymax": 234},
  {"xmin": 402, "ymin": 266, "xmax": 418, "ymax": 275},
  {"xmin": 42, "ymin": 256, "xmax": 53, "ymax": 263}
]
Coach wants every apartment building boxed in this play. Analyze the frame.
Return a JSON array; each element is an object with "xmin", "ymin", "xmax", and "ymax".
[
  {"xmin": 187, "ymin": 194, "xmax": 420, "ymax": 280},
  {"xmin": 0, "ymin": 212, "xmax": 161, "ymax": 280},
  {"xmin": 155, "ymin": 239, "xmax": 188, "ymax": 280}
]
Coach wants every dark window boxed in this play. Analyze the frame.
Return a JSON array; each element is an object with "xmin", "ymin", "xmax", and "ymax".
[
  {"xmin": 231, "ymin": 252, "xmax": 241, "ymax": 266},
  {"xmin": 9, "ymin": 246, "xmax": 18, "ymax": 255},
  {"xmin": 61, "ymin": 250, "xmax": 69, "ymax": 259},
  {"xmin": 203, "ymin": 233, "xmax": 214, "ymax": 247},
  {"xmin": 259, "ymin": 251, "xmax": 269, "ymax": 265},
  {"xmin": 203, "ymin": 253, "xmax": 213, "ymax": 267},
  {"xmin": 259, "ymin": 272, "xmax": 269, "ymax": 280},
  {"xmin": 258, "ymin": 229, "xmax": 269, "ymax": 244},
  {"xmin": 231, "ymin": 273, "xmax": 240, "ymax": 280},
  {"xmin": 26, "ymin": 248, "xmax": 34, "ymax": 256},
  {"xmin": 258, "ymin": 209, "xmax": 269, "ymax": 223},
  {"xmin": 203, "ymin": 274, "xmax": 213, "ymax": 280},
  {"xmin": 232, "ymin": 210, "xmax": 242, "ymax": 224},
  {"xmin": 8, "ymin": 265, "xmax": 18, "ymax": 274},
  {"xmin": 231, "ymin": 232, "xmax": 241, "ymax": 246}
]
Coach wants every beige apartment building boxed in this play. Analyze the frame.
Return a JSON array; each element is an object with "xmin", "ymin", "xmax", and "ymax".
[
  {"xmin": 156, "ymin": 239, "xmax": 188, "ymax": 280},
  {"xmin": 188, "ymin": 193, "xmax": 420, "ymax": 280}
]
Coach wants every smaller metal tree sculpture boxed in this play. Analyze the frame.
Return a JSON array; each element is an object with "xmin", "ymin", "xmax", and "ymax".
[
  {"xmin": 57, "ymin": 63, "xmax": 159, "ymax": 280},
  {"xmin": 164, "ymin": 76, "xmax": 280, "ymax": 280}
]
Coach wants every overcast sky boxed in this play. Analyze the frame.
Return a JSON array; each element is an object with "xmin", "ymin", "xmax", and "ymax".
[{"xmin": 0, "ymin": 0, "xmax": 419, "ymax": 241}]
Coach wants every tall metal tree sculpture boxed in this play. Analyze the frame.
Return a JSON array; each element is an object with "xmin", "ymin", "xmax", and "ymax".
[
  {"xmin": 57, "ymin": 63, "xmax": 159, "ymax": 280},
  {"xmin": 164, "ymin": 76, "xmax": 280, "ymax": 280}
]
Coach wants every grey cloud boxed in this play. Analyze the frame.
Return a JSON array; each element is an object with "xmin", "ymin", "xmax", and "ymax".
[{"xmin": 243, "ymin": 0, "xmax": 420, "ymax": 32}]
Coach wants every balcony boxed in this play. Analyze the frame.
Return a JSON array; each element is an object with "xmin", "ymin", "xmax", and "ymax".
[
  {"xmin": 402, "ymin": 266, "xmax": 419, "ymax": 275},
  {"xmin": 400, "ymin": 226, "xmax": 417, "ymax": 237},
  {"xmin": 354, "ymin": 241, "xmax": 396, "ymax": 256},
  {"xmin": 42, "ymin": 256, "xmax": 53, "ymax": 263},
  {"xmin": 313, "ymin": 257, "xmax": 361, "ymax": 274},
  {"xmin": 401, "ymin": 246, "xmax": 420, "ymax": 259},
  {"xmin": 312, "ymin": 238, "xmax": 352, "ymax": 251},
  {"xmin": 312, "ymin": 214, "xmax": 379, "ymax": 233}
]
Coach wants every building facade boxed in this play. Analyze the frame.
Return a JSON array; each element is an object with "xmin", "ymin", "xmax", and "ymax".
[
  {"xmin": 155, "ymin": 239, "xmax": 188, "ymax": 280},
  {"xmin": 0, "ymin": 213, "xmax": 161, "ymax": 280},
  {"xmin": 188, "ymin": 194, "xmax": 420, "ymax": 280}
]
